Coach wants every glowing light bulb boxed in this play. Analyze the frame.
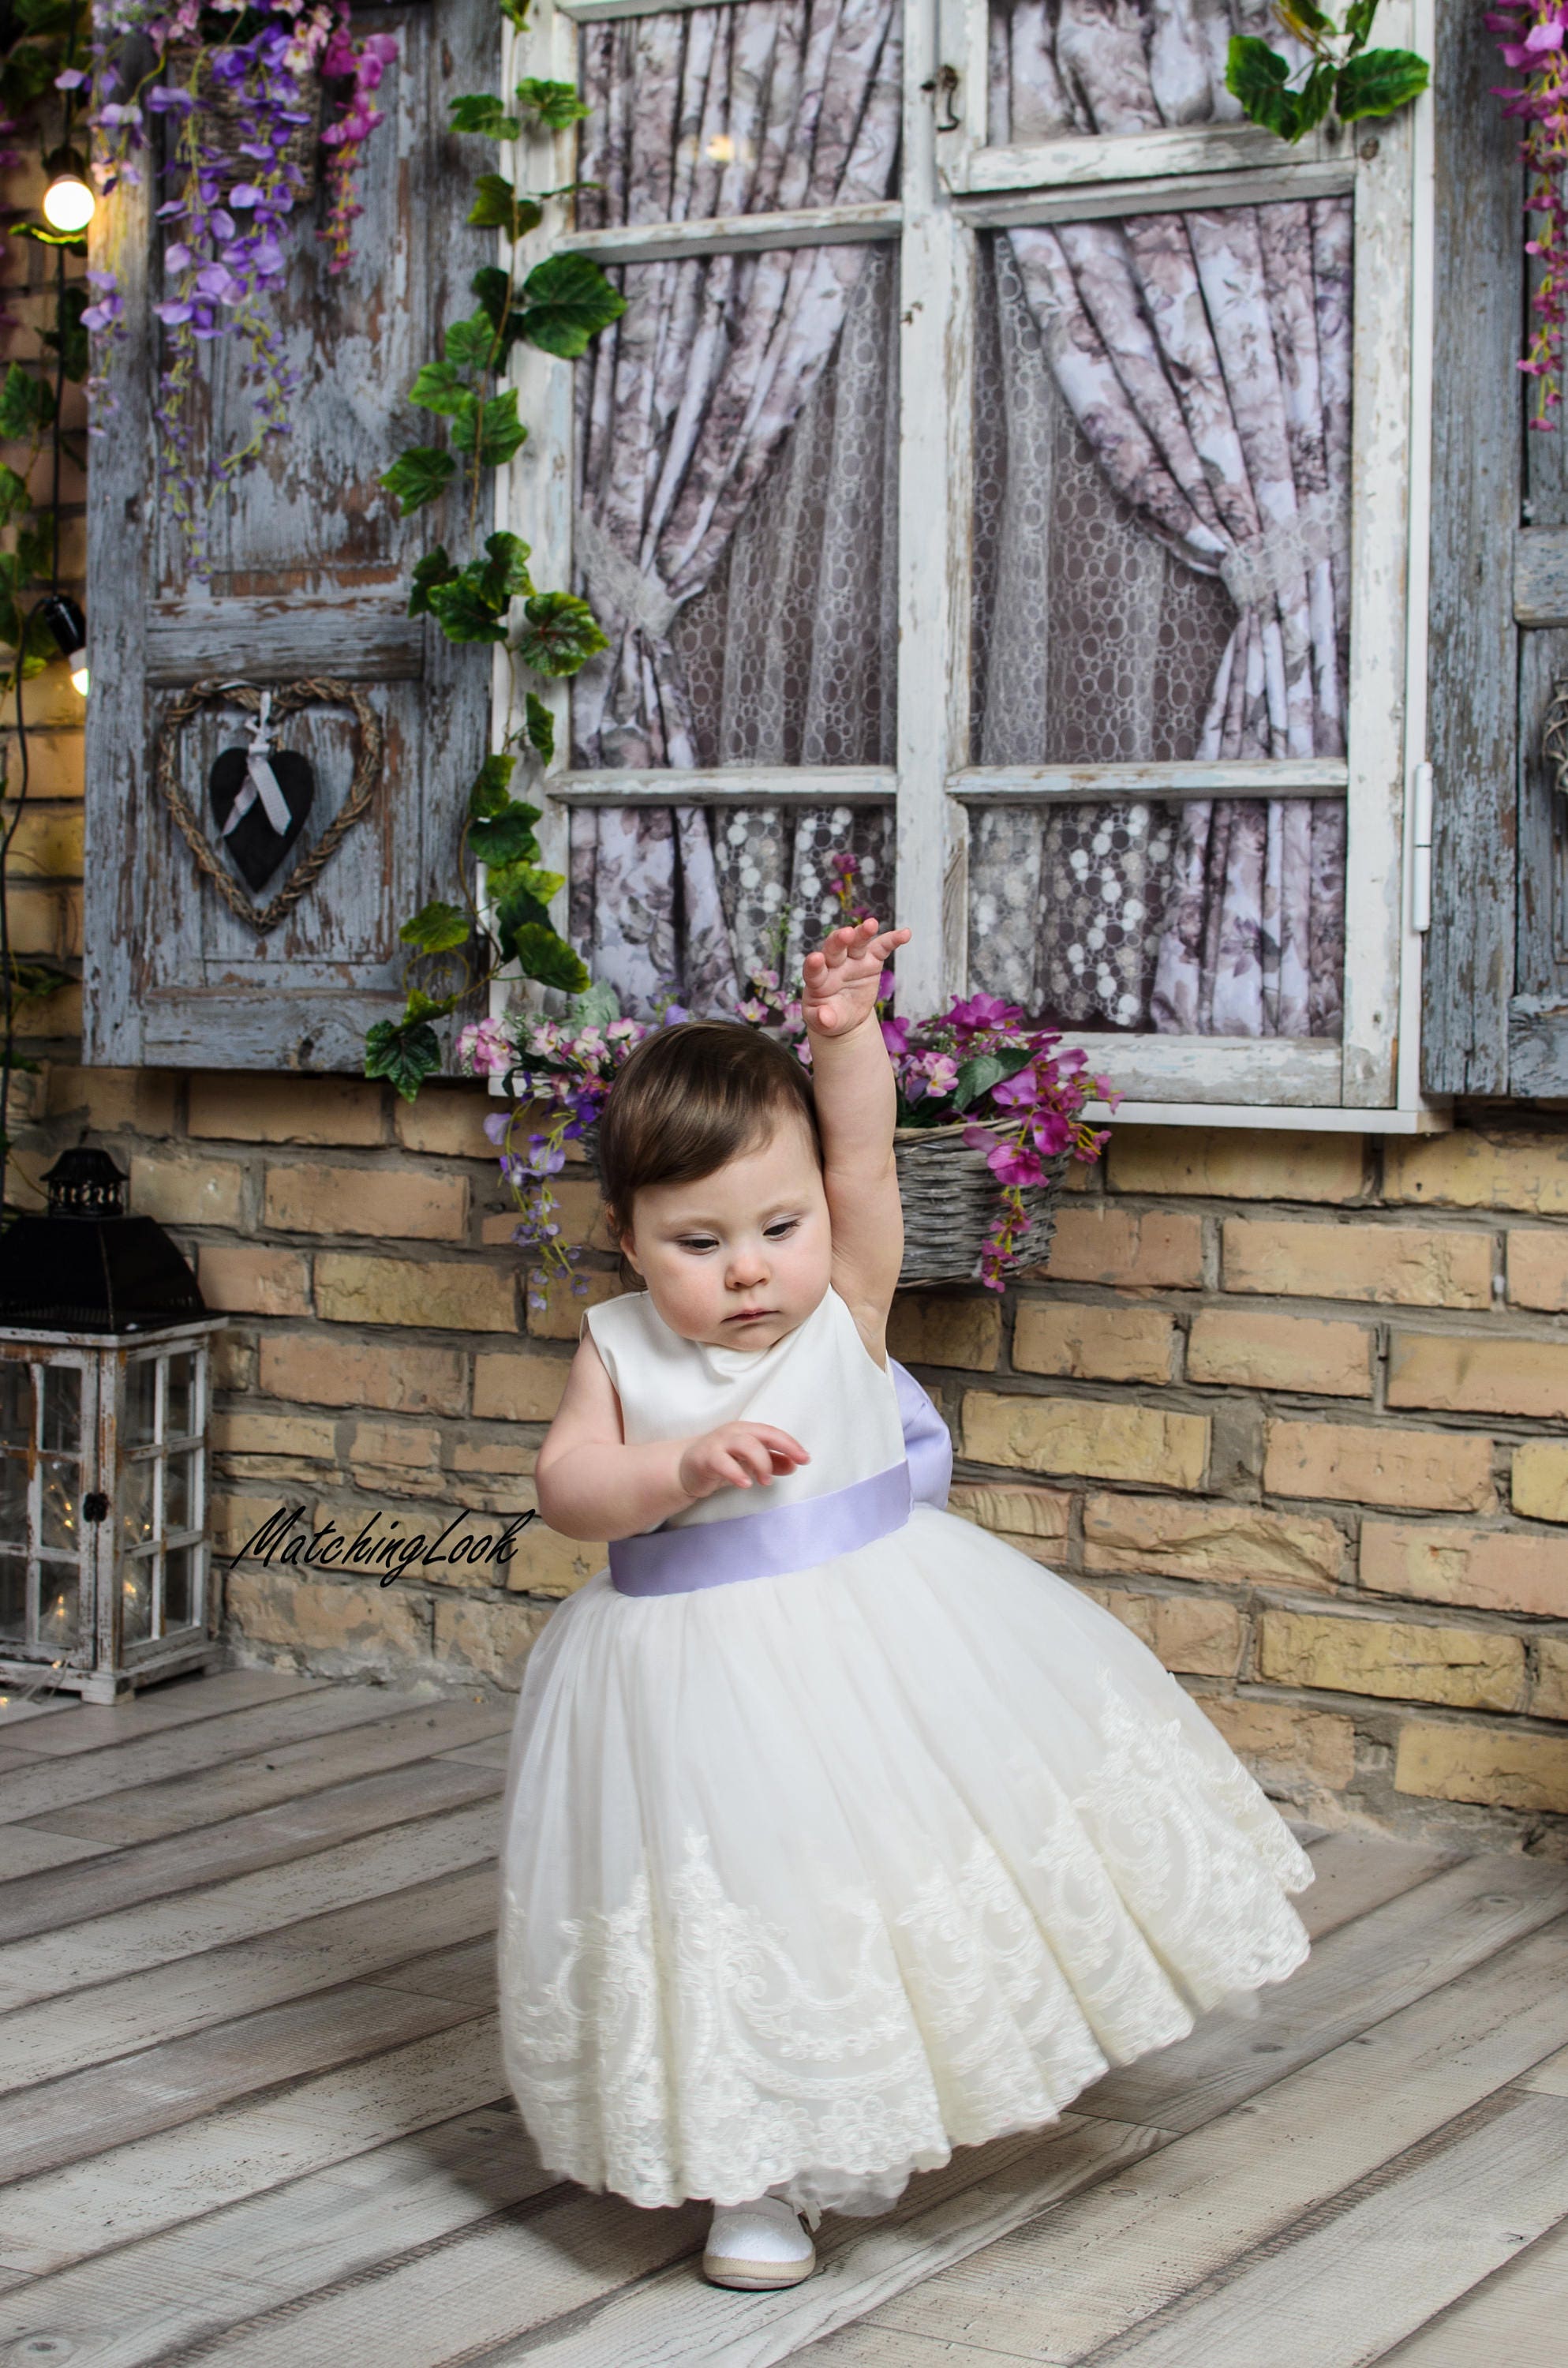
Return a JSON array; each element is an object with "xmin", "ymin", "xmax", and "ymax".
[
  {"xmin": 42, "ymin": 170, "xmax": 95, "ymax": 234},
  {"xmin": 705, "ymin": 133, "xmax": 736, "ymax": 163},
  {"xmin": 69, "ymin": 661, "xmax": 88, "ymax": 697}
]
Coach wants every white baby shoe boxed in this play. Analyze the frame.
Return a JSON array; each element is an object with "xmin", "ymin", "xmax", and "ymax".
[{"xmin": 702, "ymin": 2190, "xmax": 817, "ymax": 2289}]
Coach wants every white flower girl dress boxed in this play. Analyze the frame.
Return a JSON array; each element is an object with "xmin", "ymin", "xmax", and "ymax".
[{"xmin": 496, "ymin": 1283, "xmax": 1313, "ymax": 2226}]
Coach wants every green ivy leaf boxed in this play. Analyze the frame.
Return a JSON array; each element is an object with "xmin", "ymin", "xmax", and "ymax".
[
  {"xmin": 517, "ymin": 253, "xmax": 627, "ymax": 358},
  {"xmin": 492, "ymin": 882, "xmax": 554, "ymax": 948},
  {"xmin": 1335, "ymin": 46, "xmax": 1429, "ymax": 120},
  {"xmin": 408, "ymin": 359, "xmax": 470, "ymax": 415},
  {"xmin": 408, "ymin": 546, "xmax": 457, "ymax": 617},
  {"xmin": 399, "ymin": 900, "xmax": 471, "ymax": 954},
  {"xmin": 525, "ymin": 691, "xmax": 556, "ymax": 764},
  {"xmin": 510, "ymin": 921, "xmax": 590, "ymax": 995},
  {"xmin": 450, "ymin": 93, "xmax": 520, "ymax": 139},
  {"xmin": 16, "ymin": 523, "xmax": 53, "ymax": 584},
  {"xmin": 0, "ymin": 362, "xmax": 53, "ymax": 440},
  {"xmin": 515, "ymin": 77, "xmax": 591, "ymax": 130},
  {"xmin": 451, "ymin": 388, "xmax": 529, "ymax": 468},
  {"xmin": 380, "ymin": 445, "xmax": 457, "ymax": 515},
  {"xmin": 42, "ymin": 284, "xmax": 89, "ymax": 384},
  {"xmin": 470, "ymin": 804, "xmax": 544, "ymax": 867},
  {"xmin": 1274, "ymin": 0, "xmax": 1336, "ymax": 37},
  {"xmin": 403, "ymin": 987, "xmax": 462, "ymax": 1021},
  {"xmin": 426, "ymin": 575, "xmax": 511, "ymax": 644},
  {"xmin": 443, "ymin": 309, "xmax": 499, "ymax": 374},
  {"xmin": 478, "ymin": 530, "xmax": 533, "ymax": 605},
  {"xmin": 952, "ymin": 1046, "xmax": 1033, "ymax": 1111},
  {"xmin": 365, "ymin": 1017, "xmax": 443, "ymax": 1101},
  {"xmin": 468, "ymin": 752, "xmax": 517, "ymax": 818},
  {"xmin": 514, "ymin": 590, "xmax": 609, "ymax": 677},
  {"xmin": 466, "ymin": 178, "xmax": 543, "ymax": 242},
  {"xmin": 497, "ymin": 0, "xmax": 531, "ymax": 28},
  {"xmin": 0, "ymin": 465, "xmax": 29, "ymax": 532},
  {"xmin": 1343, "ymin": 0, "xmax": 1381, "ymax": 46}
]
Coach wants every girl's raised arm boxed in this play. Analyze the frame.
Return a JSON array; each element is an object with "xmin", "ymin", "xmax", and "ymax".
[{"xmin": 801, "ymin": 916, "xmax": 911, "ymax": 1357}]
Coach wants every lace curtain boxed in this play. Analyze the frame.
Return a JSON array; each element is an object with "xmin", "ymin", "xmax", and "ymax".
[
  {"xmin": 566, "ymin": 0, "xmax": 902, "ymax": 1016},
  {"xmin": 980, "ymin": 0, "xmax": 1349, "ymax": 1036}
]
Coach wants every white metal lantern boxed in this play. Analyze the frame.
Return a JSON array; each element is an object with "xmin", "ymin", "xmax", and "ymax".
[{"xmin": 0, "ymin": 1148, "xmax": 228, "ymax": 1703}]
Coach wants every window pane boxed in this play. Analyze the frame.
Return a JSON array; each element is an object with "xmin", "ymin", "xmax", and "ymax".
[
  {"xmin": 125, "ymin": 1355, "xmax": 158, "ymax": 1448},
  {"xmin": 967, "ymin": 204, "xmax": 1350, "ymax": 1040},
  {"xmin": 122, "ymin": 1555, "xmax": 153, "ymax": 1647},
  {"xmin": 40, "ymin": 1461, "xmax": 80, "ymax": 1557},
  {"xmin": 165, "ymin": 1450, "xmax": 193, "ymax": 1537},
  {"xmin": 40, "ymin": 1366, "xmax": 80, "ymax": 1456},
  {"xmin": 165, "ymin": 1543, "xmax": 197, "ymax": 1632},
  {"xmin": 0, "ymin": 1453, "xmax": 28, "ymax": 1549},
  {"xmin": 121, "ymin": 1459, "xmax": 155, "ymax": 1557},
  {"xmin": 0, "ymin": 1558, "xmax": 24, "ymax": 1642},
  {"xmin": 574, "ymin": 0, "xmax": 901, "ymax": 230},
  {"xmin": 165, "ymin": 1352, "xmax": 193, "ymax": 1441},
  {"xmin": 0, "ymin": 1359, "xmax": 32, "ymax": 1448},
  {"xmin": 38, "ymin": 1564, "xmax": 78, "ymax": 1650},
  {"xmin": 986, "ymin": 0, "xmax": 1310, "ymax": 148}
]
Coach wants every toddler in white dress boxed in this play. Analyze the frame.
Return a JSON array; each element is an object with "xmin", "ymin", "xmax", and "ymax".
[{"xmin": 496, "ymin": 916, "xmax": 1313, "ymax": 2289}]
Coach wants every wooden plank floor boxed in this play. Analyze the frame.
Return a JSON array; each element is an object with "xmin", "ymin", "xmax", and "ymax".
[{"xmin": 1, "ymin": 1669, "xmax": 1566, "ymax": 2366}]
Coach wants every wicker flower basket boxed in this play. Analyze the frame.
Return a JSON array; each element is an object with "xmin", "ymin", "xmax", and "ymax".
[
  {"xmin": 167, "ymin": 48, "xmax": 324, "ymax": 201},
  {"xmin": 574, "ymin": 1115, "xmax": 1067, "ymax": 1291}
]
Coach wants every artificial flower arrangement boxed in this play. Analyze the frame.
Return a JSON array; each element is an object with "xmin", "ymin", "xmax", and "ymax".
[{"xmin": 458, "ymin": 878, "xmax": 1113, "ymax": 1307}]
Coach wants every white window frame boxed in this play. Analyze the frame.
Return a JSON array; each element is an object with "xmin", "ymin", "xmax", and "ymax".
[{"xmin": 491, "ymin": 0, "xmax": 1444, "ymax": 1132}]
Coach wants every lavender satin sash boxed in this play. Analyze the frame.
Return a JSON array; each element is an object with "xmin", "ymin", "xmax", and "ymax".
[
  {"xmin": 609, "ymin": 1460, "xmax": 913, "ymax": 1597},
  {"xmin": 890, "ymin": 1359, "xmax": 952, "ymax": 1512}
]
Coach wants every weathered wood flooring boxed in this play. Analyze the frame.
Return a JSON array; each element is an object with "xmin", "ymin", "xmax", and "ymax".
[{"xmin": 0, "ymin": 1665, "xmax": 1564, "ymax": 2366}]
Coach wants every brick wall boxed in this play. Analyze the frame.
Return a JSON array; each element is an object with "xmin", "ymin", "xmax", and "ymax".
[{"xmin": 10, "ymin": 1055, "xmax": 1568, "ymax": 1855}]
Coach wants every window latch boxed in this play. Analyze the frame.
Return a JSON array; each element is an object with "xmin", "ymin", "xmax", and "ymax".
[
  {"xmin": 1411, "ymin": 759, "xmax": 1433, "ymax": 935},
  {"xmin": 920, "ymin": 65, "xmax": 961, "ymax": 133}
]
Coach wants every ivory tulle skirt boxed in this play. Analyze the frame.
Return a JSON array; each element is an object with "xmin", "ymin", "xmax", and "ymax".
[{"xmin": 495, "ymin": 1504, "xmax": 1313, "ymax": 2223}]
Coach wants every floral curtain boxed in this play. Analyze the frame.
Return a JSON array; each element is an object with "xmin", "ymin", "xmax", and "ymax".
[
  {"xmin": 981, "ymin": 0, "xmax": 1348, "ymax": 1036},
  {"xmin": 567, "ymin": 0, "xmax": 903, "ymax": 1015}
]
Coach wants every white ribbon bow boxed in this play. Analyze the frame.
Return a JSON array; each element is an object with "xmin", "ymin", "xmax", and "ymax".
[{"xmin": 219, "ymin": 690, "xmax": 294, "ymax": 840}]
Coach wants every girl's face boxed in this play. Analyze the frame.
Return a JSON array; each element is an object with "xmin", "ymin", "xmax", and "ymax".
[{"xmin": 620, "ymin": 1114, "xmax": 833, "ymax": 1351}]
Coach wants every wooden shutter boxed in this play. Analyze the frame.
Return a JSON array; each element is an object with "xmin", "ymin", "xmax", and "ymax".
[{"xmin": 84, "ymin": 0, "xmax": 498, "ymax": 1072}]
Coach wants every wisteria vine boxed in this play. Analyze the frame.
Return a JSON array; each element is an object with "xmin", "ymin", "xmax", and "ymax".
[{"xmin": 1491, "ymin": 3, "xmax": 1568, "ymax": 429}]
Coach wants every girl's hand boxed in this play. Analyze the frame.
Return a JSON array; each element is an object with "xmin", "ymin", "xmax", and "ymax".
[
  {"xmin": 802, "ymin": 916, "xmax": 911, "ymax": 1038},
  {"xmin": 678, "ymin": 1422, "xmax": 810, "ymax": 1501}
]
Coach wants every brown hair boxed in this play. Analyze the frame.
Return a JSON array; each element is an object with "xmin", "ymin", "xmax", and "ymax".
[{"xmin": 597, "ymin": 1021, "xmax": 820, "ymax": 1242}]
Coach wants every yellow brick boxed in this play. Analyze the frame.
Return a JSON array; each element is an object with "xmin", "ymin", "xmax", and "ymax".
[
  {"xmin": 1394, "ymin": 1720, "xmax": 1568, "ymax": 1812},
  {"xmin": 948, "ymin": 1481, "xmax": 1071, "ymax": 1545},
  {"xmin": 1258, "ymin": 1608, "xmax": 1525, "ymax": 1711},
  {"xmin": 349, "ymin": 1419, "xmax": 442, "ymax": 1471},
  {"xmin": 211, "ymin": 1330, "xmax": 255, "ymax": 1394},
  {"xmin": 432, "ymin": 1594, "xmax": 555, "ymax": 1685},
  {"xmin": 472, "ymin": 1350, "xmax": 571, "ymax": 1423},
  {"xmin": 223, "ymin": 1568, "xmax": 428, "ymax": 1661},
  {"xmin": 5, "ymin": 884, "xmax": 67, "ymax": 955},
  {"xmin": 1199, "ymin": 1695, "xmax": 1357, "ymax": 1790},
  {"xmin": 2, "ymin": 729, "xmax": 81, "ymax": 798},
  {"xmin": 483, "ymin": 1175, "xmax": 612, "ymax": 1253},
  {"xmin": 45, "ymin": 1063, "xmax": 178, "ymax": 1137},
  {"xmin": 1082, "ymin": 1584, "xmax": 1244, "ymax": 1677},
  {"xmin": 1187, "ymin": 1309, "xmax": 1372, "ymax": 1398},
  {"xmin": 1385, "ymin": 1130, "xmax": 1568, "ymax": 1215},
  {"xmin": 1513, "ymin": 1441, "xmax": 1568, "ymax": 1525},
  {"xmin": 1082, "ymin": 1494, "xmax": 1342, "ymax": 1590},
  {"xmin": 1039, "ymin": 1206, "xmax": 1204, "ymax": 1289},
  {"xmin": 887, "ymin": 1292, "xmax": 1002, "ymax": 1373},
  {"xmin": 6, "ymin": 804, "xmax": 81, "ymax": 876},
  {"xmin": 525, "ymin": 1268, "xmax": 623, "ymax": 1340},
  {"xmin": 196, "ymin": 1244, "xmax": 312, "ymax": 1318},
  {"xmin": 1532, "ymin": 1638, "xmax": 1568, "ymax": 1723},
  {"xmin": 962, "ymin": 1391, "xmax": 1209, "ymax": 1489},
  {"xmin": 503, "ymin": 1521, "xmax": 608, "ymax": 1598},
  {"xmin": 315, "ymin": 1252, "xmax": 517, "ymax": 1332},
  {"xmin": 256, "ymin": 1333, "xmax": 468, "ymax": 1418},
  {"xmin": 210, "ymin": 1489, "xmax": 300, "ymax": 1559},
  {"xmin": 1506, "ymin": 1229, "xmax": 1568, "ymax": 1312},
  {"xmin": 1387, "ymin": 1332, "xmax": 1568, "ymax": 1420},
  {"xmin": 264, "ymin": 1161, "xmax": 469, "ymax": 1243},
  {"xmin": 13, "ymin": 977, "xmax": 80, "ymax": 1043},
  {"xmin": 210, "ymin": 1409, "xmax": 337, "ymax": 1461},
  {"xmin": 1013, "ymin": 1300, "xmax": 1175, "ymax": 1385},
  {"xmin": 189, "ymin": 1073, "xmax": 385, "ymax": 1146},
  {"xmin": 129, "ymin": 1151, "xmax": 245, "ymax": 1231},
  {"xmin": 1263, "ymin": 1419, "xmax": 1496, "ymax": 1513},
  {"xmin": 451, "ymin": 1437, "xmax": 538, "ymax": 1481},
  {"xmin": 1360, "ymin": 1522, "xmax": 1568, "ymax": 1619},
  {"xmin": 1108, "ymin": 1127, "xmax": 1367, "ymax": 1204},
  {"xmin": 392, "ymin": 1083, "xmax": 503, "ymax": 1160},
  {"xmin": 1222, "ymin": 1218, "xmax": 1492, "ymax": 1310}
]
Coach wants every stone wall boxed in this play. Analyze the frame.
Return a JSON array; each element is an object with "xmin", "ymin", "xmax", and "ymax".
[{"xmin": 11, "ymin": 1057, "xmax": 1568, "ymax": 1856}]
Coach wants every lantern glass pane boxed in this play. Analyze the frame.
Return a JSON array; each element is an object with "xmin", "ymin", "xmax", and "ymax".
[
  {"xmin": 0, "ymin": 1359, "xmax": 32, "ymax": 1444},
  {"xmin": 0, "ymin": 1452, "xmax": 28, "ymax": 1545},
  {"xmin": 40, "ymin": 1460, "xmax": 78, "ymax": 1556},
  {"xmin": 40, "ymin": 1366, "xmax": 80, "ymax": 1455},
  {"xmin": 120, "ymin": 1458, "xmax": 154, "ymax": 1554},
  {"xmin": 125, "ymin": 1357, "xmax": 157, "ymax": 1448},
  {"xmin": 122, "ymin": 1555, "xmax": 153, "ymax": 1645},
  {"xmin": 165, "ymin": 1451, "xmax": 193, "ymax": 1534},
  {"xmin": 165, "ymin": 1543, "xmax": 194, "ymax": 1629},
  {"xmin": 166, "ymin": 1353, "xmax": 194, "ymax": 1440},
  {"xmin": 0, "ymin": 1557, "xmax": 24, "ymax": 1639},
  {"xmin": 37, "ymin": 1562, "xmax": 78, "ymax": 1648}
]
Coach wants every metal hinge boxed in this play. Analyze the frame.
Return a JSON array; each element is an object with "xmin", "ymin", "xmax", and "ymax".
[{"xmin": 1411, "ymin": 759, "xmax": 1433, "ymax": 935}]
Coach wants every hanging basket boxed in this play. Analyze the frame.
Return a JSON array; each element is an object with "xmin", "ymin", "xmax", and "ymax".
[
  {"xmin": 165, "ymin": 47, "xmax": 324, "ymax": 202},
  {"xmin": 571, "ymin": 1114, "xmax": 1067, "ymax": 1291}
]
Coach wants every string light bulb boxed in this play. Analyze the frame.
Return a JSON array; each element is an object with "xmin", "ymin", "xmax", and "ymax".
[
  {"xmin": 41, "ymin": 148, "xmax": 95, "ymax": 234},
  {"xmin": 39, "ymin": 593, "xmax": 88, "ymax": 696}
]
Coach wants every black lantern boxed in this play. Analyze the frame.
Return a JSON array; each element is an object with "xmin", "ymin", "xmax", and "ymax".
[{"xmin": 0, "ymin": 1148, "xmax": 228, "ymax": 1703}]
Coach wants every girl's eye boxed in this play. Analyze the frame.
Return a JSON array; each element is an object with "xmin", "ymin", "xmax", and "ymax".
[
  {"xmin": 765, "ymin": 1218, "xmax": 799, "ymax": 1239},
  {"xmin": 677, "ymin": 1236, "xmax": 719, "ymax": 1254}
]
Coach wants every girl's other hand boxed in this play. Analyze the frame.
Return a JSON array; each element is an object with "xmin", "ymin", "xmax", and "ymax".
[
  {"xmin": 802, "ymin": 916, "xmax": 911, "ymax": 1038},
  {"xmin": 678, "ymin": 1422, "xmax": 810, "ymax": 1500}
]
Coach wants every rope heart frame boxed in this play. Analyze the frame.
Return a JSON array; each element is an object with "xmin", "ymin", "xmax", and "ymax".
[{"xmin": 154, "ymin": 675, "xmax": 384, "ymax": 935}]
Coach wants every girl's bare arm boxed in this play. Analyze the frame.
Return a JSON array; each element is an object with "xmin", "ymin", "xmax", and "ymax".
[
  {"xmin": 535, "ymin": 1333, "xmax": 809, "ymax": 1541},
  {"xmin": 802, "ymin": 917, "xmax": 911, "ymax": 1356}
]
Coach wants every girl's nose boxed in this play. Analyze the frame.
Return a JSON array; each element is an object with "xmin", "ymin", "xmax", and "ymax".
[{"xmin": 727, "ymin": 1242, "xmax": 769, "ymax": 1290}]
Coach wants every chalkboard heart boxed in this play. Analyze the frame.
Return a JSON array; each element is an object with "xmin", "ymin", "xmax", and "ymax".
[{"xmin": 208, "ymin": 746, "xmax": 316, "ymax": 891}]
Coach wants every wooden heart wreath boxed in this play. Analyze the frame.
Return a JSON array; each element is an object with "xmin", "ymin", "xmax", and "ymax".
[{"xmin": 154, "ymin": 676, "xmax": 384, "ymax": 935}]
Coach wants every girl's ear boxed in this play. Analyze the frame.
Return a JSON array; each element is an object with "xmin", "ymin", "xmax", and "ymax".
[{"xmin": 619, "ymin": 1228, "xmax": 643, "ymax": 1279}]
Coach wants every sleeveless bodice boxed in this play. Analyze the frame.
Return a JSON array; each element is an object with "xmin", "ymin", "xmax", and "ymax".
[{"xmin": 585, "ymin": 1286, "xmax": 907, "ymax": 1533}]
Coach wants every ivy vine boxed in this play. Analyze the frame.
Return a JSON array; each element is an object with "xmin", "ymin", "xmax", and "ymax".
[
  {"xmin": 1226, "ymin": 2, "xmax": 1428, "ymax": 141},
  {"xmin": 364, "ymin": 42, "xmax": 623, "ymax": 1104}
]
